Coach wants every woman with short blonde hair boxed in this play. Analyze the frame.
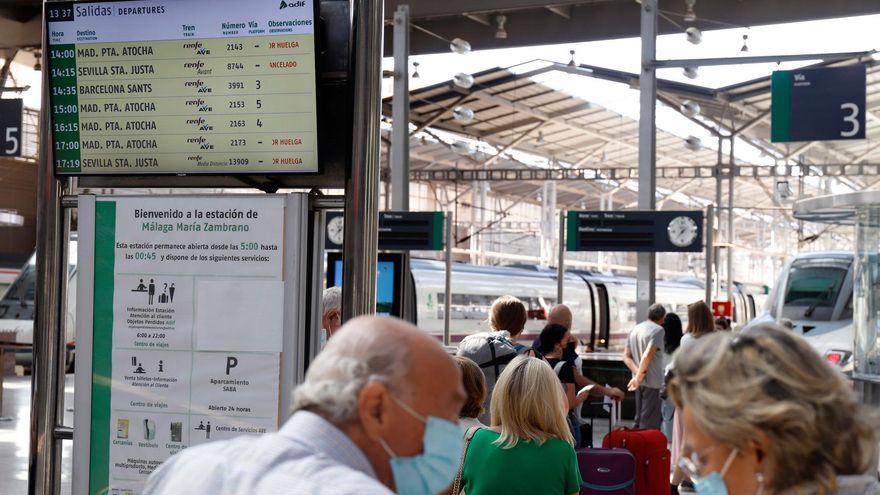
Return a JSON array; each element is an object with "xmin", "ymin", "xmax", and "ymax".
[
  {"xmin": 458, "ymin": 356, "xmax": 581, "ymax": 495},
  {"xmin": 668, "ymin": 325, "xmax": 880, "ymax": 495}
]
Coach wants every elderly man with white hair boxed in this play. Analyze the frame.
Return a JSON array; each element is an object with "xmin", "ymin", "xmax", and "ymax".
[
  {"xmin": 144, "ymin": 316, "xmax": 467, "ymax": 495},
  {"xmin": 321, "ymin": 286, "xmax": 342, "ymax": 346}
]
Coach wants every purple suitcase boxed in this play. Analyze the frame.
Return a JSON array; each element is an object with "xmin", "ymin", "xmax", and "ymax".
[{"xmin": 577, "ymin": 447, "xmax": 636, "ymax": 495}]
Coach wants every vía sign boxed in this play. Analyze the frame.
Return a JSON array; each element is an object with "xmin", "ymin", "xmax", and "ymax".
[{"xmin": 771, "ymin": 65, "xmax": 866, "ymax": 143}]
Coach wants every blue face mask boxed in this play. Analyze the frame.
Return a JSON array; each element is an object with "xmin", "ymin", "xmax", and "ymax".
[
  {"xmin": 378, "ymin": 396, "xmax": 464, "ymax": 495},
  {"xmin": 693, "ymin": 449, "xmax": 738, "ymax": 495}
]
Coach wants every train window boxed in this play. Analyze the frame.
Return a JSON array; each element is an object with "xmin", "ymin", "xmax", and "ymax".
[
  {"xmin": 841, "ymin": 293, "xmax": 854, "ymax": 320},
  {"xmin": 782, "ymin": 258, "xmax": 851, "ymax": 321}
]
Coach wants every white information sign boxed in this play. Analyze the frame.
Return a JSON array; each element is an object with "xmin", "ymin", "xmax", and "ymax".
[{"xmin": 75, "ymin": 195, "xmax": 293, "ymax": 495}]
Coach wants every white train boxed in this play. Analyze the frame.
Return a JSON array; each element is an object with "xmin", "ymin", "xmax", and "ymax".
[
  {"xmin": 0, "ymin": 247, "xmax": 78, "ymax": 371},
  {"xmin": 410, "ymin": 259, "xmax": 759, "ymax": 353},
  {"xmin": 745, "ymin": 251, "xmax": 854, "ymax": 371}
]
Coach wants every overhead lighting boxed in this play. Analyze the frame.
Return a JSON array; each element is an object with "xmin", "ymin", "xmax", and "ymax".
[
  {"xmin": 683, "ymin": 0, "xmax": 696, "ymax": 22},
  {"xmin": 412, "ymin": 61, "xmax": 420, "ymax": 78},
  {"xmin": 568, "ymin": 49, "xmax": 576, "ymax": 68},
  {"xmin": 740, "ymin": 34, "xmax": 749, "ymax": 53},
  {"xmin": 537, "ymin": 130, "xmax": 545, "ymax": 144},
  {"xmin": 452, "ymin": 105, "xmax": 475, "ymax": 124},
  {"xmin": 494, "ymin": 14, "xmax": 508, "ymax": 39},
  {"xmin": 685, "ymin": 27, "xmax": 702, "ymax": 45},
  {"xmin": 449, "ymin": 38, "xmax": 471, "ymax": 55},
  {"xmin": 680, "ymin": 99, "xmax": 701, "ymax": 117},
  {"xmin": 682, "ymin": 66, "xmax": 699, "ymax": 79},
  {"xmin": 33, "ymin": 51, "xmax": 41, "ymax": 71},
  {"xmin": 453, "ymin": 72, "xmax": 474, "ymax": 89},
  {"xmin": 452, "ymin": 140, "xmax": 473, "ymax": 155},
  {"xmin": 684, "ymin": 135, "xmax": 702, "ymax": 151}
]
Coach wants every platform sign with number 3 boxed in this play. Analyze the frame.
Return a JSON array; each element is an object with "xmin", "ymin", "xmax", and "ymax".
[
  {"xmin": 0, "ymin": 98, "xmax": 22, "ymax": 157},
  {"xmin": 771, "ymin": 65, "xmax": 866, "ymax": 142}
]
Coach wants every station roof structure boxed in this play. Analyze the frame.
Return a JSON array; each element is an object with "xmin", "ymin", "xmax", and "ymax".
[
  {"xmin": 381, "ymin": 55, "xmax": 880, "ymax": 229},
  {"xmin": 382, "ymin": 0, "xmax": 880, "ymax": 56},
  {"xmin": 1, "ymin": 0, "xmax": 879, "ymax": 51}
]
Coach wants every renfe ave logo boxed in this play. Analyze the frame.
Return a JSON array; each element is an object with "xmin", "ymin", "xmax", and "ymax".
[{"xmin": 279, "ymin": 0, "xmax": 306, "ymax": 8}]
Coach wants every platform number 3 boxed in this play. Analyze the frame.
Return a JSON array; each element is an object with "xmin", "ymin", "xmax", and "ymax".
[{"xmin": 841, "ymin": 103, "xmax": 860, "ymax": 138}]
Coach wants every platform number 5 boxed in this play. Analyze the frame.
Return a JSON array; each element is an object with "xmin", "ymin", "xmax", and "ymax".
[
  {"xmin": 4, "ymin": 127, "xmax": 19, "ymax": 155},
  {"xmin": 841, "ymin": 102, "xmax": 860, "ymax": 138}
]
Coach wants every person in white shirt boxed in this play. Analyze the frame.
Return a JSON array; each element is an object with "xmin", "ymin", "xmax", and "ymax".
[
  {"xmin": 623, "ymin": 303, "xmax": 666, "ymax": 430},
  {"xmin": 144, "ymin": 316, "xmax": 468, "ymax": 495}
]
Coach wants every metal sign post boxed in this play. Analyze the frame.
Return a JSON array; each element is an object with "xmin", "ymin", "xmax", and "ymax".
[
  {"xmin": 636, "ymin": 0, "xmax": 658, "ymax": 322},
  {"xmin": 557, "ymin": 210, "xmax": 565, "ymax": 304},
  {"xmin": 443, "ymin": 211, "xmax": 453, "ymax": 346}
]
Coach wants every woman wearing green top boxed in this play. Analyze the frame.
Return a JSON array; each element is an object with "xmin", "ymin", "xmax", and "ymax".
[{"xmin": 460, "ymin": 355, "xmax": 582, "ymax": 495}]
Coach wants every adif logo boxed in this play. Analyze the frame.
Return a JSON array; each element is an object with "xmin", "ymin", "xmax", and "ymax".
[{"xmin": 280, "ymin": 0, "xmax": 305, "ymax": 8}]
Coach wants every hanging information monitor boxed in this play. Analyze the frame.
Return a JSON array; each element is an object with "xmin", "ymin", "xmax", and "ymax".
[{"xmin": 46, "ymin": 0, "xmax": 319, "ymax": 175}]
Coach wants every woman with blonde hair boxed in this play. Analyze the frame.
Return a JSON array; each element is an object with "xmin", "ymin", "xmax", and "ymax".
[
  {"xmin": 668, "ymin": 324, "xmax": 880, "ymax": 495},
  {"xmin": 670, "ymin": 300, "xmax": 718, "ymax": 490},
  {"xmin": 684, "ymin": 300, "xmax": 715, "ymax": 341},
  {"xmin": 457, "ymin": 356, "xmax": 582, "ymax": 495}
]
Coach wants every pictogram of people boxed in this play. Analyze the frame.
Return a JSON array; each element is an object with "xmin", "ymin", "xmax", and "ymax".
[{"xmin": 148, "ymin": 279, "xmax": 156, "ymax": 305}]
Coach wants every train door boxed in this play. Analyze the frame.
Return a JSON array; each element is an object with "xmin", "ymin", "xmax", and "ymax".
[
  {"xmin": 594, "ymin": 283, "xmax": 610, "ymax": 349},
  {"xmin": 746, "ymin": 294, "xmax": 757, "ymax": 322}
]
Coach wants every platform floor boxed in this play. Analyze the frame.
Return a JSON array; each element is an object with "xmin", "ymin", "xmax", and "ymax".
[{"xmin": 0, "ymin": 374, "xmax": 74, "ymax": 495}]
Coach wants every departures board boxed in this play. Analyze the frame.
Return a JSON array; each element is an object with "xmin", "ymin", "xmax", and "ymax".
[{"xmin": 46, "ymin": 0, "xmax": 320, "ymax": 175}]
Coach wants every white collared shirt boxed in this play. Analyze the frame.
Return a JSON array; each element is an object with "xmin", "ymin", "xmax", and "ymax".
[{"xmin": 144, "ymin": 411, "xmax": 394, "ymax": 495}]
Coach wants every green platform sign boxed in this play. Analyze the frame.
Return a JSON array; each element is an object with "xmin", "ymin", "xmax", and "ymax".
[{"xmin": 771, "ymin": 65, "xmax": 866, "ymax": 143}]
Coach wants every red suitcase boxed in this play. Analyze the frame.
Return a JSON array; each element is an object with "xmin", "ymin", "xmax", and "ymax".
[{"xmin": 602, "ymin": 428, "xmax": 670, "ymax": 495}]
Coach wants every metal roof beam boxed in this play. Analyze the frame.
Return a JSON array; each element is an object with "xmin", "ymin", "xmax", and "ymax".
[
  {"xmin": 783, "ymin": 141, "xmax": 819, "ymax": 160},
  {"xmin": 652, "ymin": 50, "xmax": 875, "ymax": 69},
  {"xmin": 409, "ymin": 163, "xmax": 880, "ymax": 181},
  {"xmin": 473, "ymin": 91, "xmax": 699, "ymax": 168},
  {"xmin": 855, "ymin": 142, "xmax": 880, "ymax": 163},
  {"xmin": 483, "ymin": 121, "xmax": 547, "ymax": 167}
]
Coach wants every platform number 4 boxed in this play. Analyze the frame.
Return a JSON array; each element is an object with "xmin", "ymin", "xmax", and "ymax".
[{"xmin": 841, "ymin": 102, "xmax": 860, "ymax": 138}]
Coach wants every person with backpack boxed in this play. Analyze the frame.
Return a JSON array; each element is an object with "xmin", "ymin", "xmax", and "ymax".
[
  {"xmin": 456, "ymin": 295, "xmax": 531, "ymax": 423},
  {"xmin": 538, "ymin": 324, "xmax": 593, "ymax": 447}
]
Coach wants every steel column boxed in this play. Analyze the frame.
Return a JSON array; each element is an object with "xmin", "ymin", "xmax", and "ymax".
[
  {"xmin": 727, "ymin": 139, "xmax": 735, "ymax": 306},
  {"xmin": 390, "ymin": 5, "xmax": 410, "ymax": 211},
  {"xmin": 715, "ymin": 136, "xmax": 723, "ymax": 299},
  {"xmin": 557, "ymin": 211, "xmax": 565, "ymax": 304},
  {"xmin": 444, "ymin": 212, "xmax": 453, "ymax": 345},
  {"xmin": 343, "ymin": 0, "xmax": 383, "ymax": 319},
  {"xmin": 635, "ymin": 0, "xmax": 657, "ymax": 321},
  {"xmin": 29, "ymin": 86, "xmax": 65, "ymax": 494},
  {"xmin": 705, "ymin": 204, "xmax": 714, "ymax": 305}
]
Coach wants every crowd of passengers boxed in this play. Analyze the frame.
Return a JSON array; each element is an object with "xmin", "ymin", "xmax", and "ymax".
[{"xmin": 143, "ymin": 289, "xmax": 880, "ymax": 495}]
